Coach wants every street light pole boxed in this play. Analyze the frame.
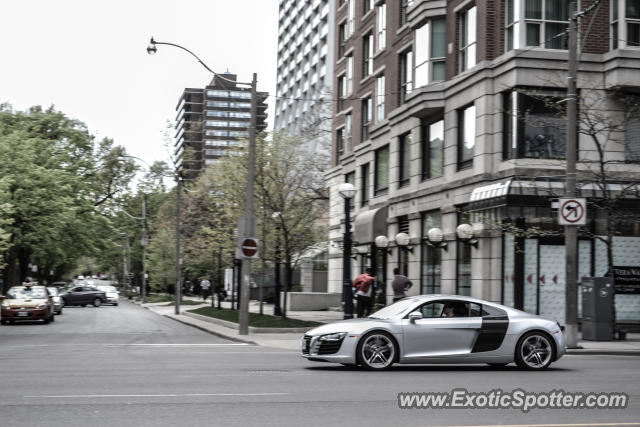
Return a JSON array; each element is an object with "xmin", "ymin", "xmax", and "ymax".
[
  {"xmin": 141, "ymin": 194, "xmax": 148, "ymax": 304},
  {"xmin": 338, "ymin": 183, "xmax": 356, "ymax": 319},
  {"xmin": 273, "ymin": 212, "xmax": 282, "ymax": 316},
  {"xmin": 175, "ymin": 175, "xmax": 182, "ymax": 315},
  {"xmin": 238, "ymin": 73, "xmax": 258, "ymax": 335}
]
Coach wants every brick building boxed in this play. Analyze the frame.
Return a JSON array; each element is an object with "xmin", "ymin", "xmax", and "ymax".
[{"xmin": 326, "ymin": 0, "xmax": 640, "ymax": 323}]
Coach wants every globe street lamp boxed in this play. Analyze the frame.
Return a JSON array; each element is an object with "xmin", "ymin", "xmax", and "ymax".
[{"xmin": 338, "ymin": 182, "xmax": 356, "ymax": 319}]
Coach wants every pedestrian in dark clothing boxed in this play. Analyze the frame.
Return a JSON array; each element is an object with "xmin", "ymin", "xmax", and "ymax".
[
  {"xmin": 353, "ymin": 268, "xmax": 375, "ymax": 318},
  {"xmin": 391, "ymin": 267, "xmax": 412, "ymax": 302}
]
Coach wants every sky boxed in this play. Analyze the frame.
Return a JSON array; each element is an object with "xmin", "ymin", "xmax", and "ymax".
[{"xmin": 0, "ymin": 0, "xmax": 279, "ymax": 167}]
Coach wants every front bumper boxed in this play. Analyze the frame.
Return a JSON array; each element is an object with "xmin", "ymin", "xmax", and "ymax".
[
  {"xmin": 301, "ymin": 334, "xmax": 358, "ymax": 364},
  {"xmin": 1, "ymin": 307, "xmax": 49, "ymax": 321},
  {"xmin": 106, "ymin": 297, "xmax": 119, "ymax": 304}
]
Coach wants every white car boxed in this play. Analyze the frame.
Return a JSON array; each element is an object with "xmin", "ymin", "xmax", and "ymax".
[
  {"xmin": 97, "ymin": 285, "xmax": 119, "ymax": 306},
  {"xmin": 302, "ymin": 295, "xmax": 566, "ymax": 371}
]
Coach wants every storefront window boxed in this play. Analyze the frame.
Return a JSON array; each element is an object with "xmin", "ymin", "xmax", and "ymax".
[{"xmin": 421, "ymin": 211, "xmax": 442, "ymax": 294}]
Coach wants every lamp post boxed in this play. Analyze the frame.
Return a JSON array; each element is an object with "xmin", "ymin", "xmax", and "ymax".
[
  {"xmin": 338, "ymin": 183, "xmax": 356, "ymax": 319},
  {"xmin": 147, "ymin": 37, "xmax": 258, "ymax": 333},
  {"xmin": 272, "ymin": 212, "xmax": 282, "ymax": 316}
]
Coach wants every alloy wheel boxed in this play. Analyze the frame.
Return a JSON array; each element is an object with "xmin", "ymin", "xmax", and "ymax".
[
  {"xmin": 517, "ymin": 333, "xmax": 553, "ymax": 370},
  {"xmin": 359, "ymin": 332, "xmax": 396, "ymax": 370}
]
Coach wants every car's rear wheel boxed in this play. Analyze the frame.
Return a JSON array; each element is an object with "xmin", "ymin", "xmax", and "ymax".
[
  {"xmin": 515, "ymin": 331, "xmax": 555, "ymax": 370},
  {"xmin": 92, "ymin": 298, "xmax": 102, "ymax": 307},
  {"xmin": 357, "ymin": 331, "xmax": 397, "ymax": 370}
]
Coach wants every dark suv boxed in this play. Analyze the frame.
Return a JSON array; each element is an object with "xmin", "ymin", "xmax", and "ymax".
[{"xmin": 60, "ymin": 286, "xmax": 106, "ymax": 307}]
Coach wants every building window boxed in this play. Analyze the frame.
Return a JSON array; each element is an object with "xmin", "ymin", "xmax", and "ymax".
[
  {"xmin": 422, "ymin": 118, "xmax": 444, "ymax": 179},
  {"xmin": 421, "ymin": 210, "xmax": 442, "ymax": 294},
  {"xmin": 397, "ymin": 215, "xmax": 410, "ymax": 275},
  {"xmin": 458, "ymin": 104, "xmax": 476, "ymax": 169},
  {"xmin": 503, "ymin": 89, "xmax": 566, "ymax": 159},
  {"xmin": 347, "ymin": 0, "xmax": 355, "ymax": 36},
  {"xmin": 363, "ymin": 33, "xmax": 374, "ymax": 77},
  {"xmin": 377, "ymin": 2, "xmax": 387, "ymax": 51},
  {"xmin": 525, "ymin": 0, "xmax": 568, "ymax": 49},
  {"xmin": 364, "ymin": 0, "xmax": 374, "ymax": 14},
  {"xmin": 346, "ymin": 55, "xmax": 354, "ymax": 95},
  {"xmin": 361, "ymin": 97, "xmax": 372, "ymax": 141},
  {"xmin": 337, "ymin": 128, "xmax": 345, "ymax": 155},
  {"xmin": 337, "ymin": 75, "xmax": 346, "ymax": 111},
  {"xmin": 612, "ymin": 0, "xmax": 640, "ymax": 48},
  {"xmin": 374, "ymin": 145, "xmax": 390, "ymax": 195},
  {"xmin": 400, "ymin": 0, "xmax": 414, "ymax": 26},
  {"xmin": 338, "ymin": 22, "xmax": 347, "ymax": 57},
  {"xmin": 376, "ymin": 75, "xmax": 385, "ymax": 122},
  {"xmin": 505, "ymin": 0, "xmax": 517, "ymax": 51},
  {"xmin": 398, "ymin": 133, "xmax": 412, "ymax": 187},
  {"xmin": 361, "ymin": 163, "xmax": 370, "ymax": 206},
  {"xmin": 626, "ymin": 115, "xmax": 640, "ymax": 161},
  {"xmin": 456, "ymin": 209, "xmax": 471, "ymax": 296},
  {"xmin": 345, "ymin": 113, "xmax": 353, "ymax": 151},
  {"xmin": 345, "ymin": 171, "xmax": 356, "ymax": 209},
  {"xmin": 400, "ymin": 50, "xmax": 413, "ymax": 103},
  {"xmin": 459, "ymin": 6, "xmax": 477, "ymax": 72},
  {"xmin": 414, "ymin": 17, "xmax": 446, "ymax": 87}
]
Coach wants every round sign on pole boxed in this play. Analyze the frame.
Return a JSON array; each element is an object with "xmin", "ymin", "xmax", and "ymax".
[
  {"xmin": 558, "ymin": 198, "xmax": 586, "ymax": 225},
  {"xmin": 240, "ymin": 238, "xmax": 259, "ymax": 259}
]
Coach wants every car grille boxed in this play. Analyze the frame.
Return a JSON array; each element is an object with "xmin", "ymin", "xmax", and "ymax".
[
  {"xmin": 302, "ymin": 335, "xmax": 311, "ymax": 355},
  {"xmin": 318, "ymin": 339, "xmax": 344, "ymax": 355}
]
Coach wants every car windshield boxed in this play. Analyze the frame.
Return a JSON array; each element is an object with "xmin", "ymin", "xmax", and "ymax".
[
  {"xmin": 98, "ymin": 286, "xmax": 117, "ymax": 293},
  {"xmin": 7, "ymin": 287, "xmax": 47, "ymax": 299},
  {"xmin": 368, "ymin": 298, "xmax": 418, "ymax": 319},
  {"xmin": 47, "ymin": 287, "xmax": 59, "ymax": 296}
]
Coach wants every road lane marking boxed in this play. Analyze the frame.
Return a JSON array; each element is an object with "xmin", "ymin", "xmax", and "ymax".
[
  {"xmin": 24, "ymin": 392, "xmax": 288, "ymax": 398},
  {"xmin": 433, "ymin": 423, "xmax": 640, "ymax": 427},
  {"xmin": 106, "ymin": 343, "xmax": 252, "ymax": 346}
]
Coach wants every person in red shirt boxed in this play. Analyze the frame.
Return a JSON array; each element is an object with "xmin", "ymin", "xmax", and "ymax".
[{"xmin": 352, "ymin": 268, "xmax": 375, "ymax": 318}]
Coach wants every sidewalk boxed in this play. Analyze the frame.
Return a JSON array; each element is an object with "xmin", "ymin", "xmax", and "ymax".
[{"xmin": 133, "ymin": 298, "xmax": 640, "ymax": 355}]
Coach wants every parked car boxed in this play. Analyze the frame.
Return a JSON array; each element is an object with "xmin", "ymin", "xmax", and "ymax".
[
  {"xmin": 1, "ymin": 285, "xmax": 55, "ymax": 324},
  {"xmin": 301, "ymin": 295, "xmax": 566, "ymax": 371},
  {"xmin": 59, "ymin": 286, "xmax": 106, "ymax": 307},
  {"xmin": 96, "ymin": 285, "xmax": 119, "ymax": 306},
  {"xmin": 46, "ymin": 287, "xmax": 63, "ymax": 315}
]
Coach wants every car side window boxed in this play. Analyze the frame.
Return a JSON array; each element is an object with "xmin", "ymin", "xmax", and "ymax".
[
  {"xmin": 72, "ymin": 287, "xmax": 83, "ymax": 292},
  {"xmin": 469, "ymin": 303, "xmax": 482, "ymax": 317},
  {"xmin": 83, "ymin": 287, "xmax": 94, "ymax": 292},
  {"xmin": 420, "ymin": 302, "xmax": 446, "ymax": 318}
]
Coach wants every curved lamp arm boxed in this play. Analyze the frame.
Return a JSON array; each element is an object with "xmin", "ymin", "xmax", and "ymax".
[{"xmin": 147, "ymin": 37, "xmax": 244, "ymax": 86}]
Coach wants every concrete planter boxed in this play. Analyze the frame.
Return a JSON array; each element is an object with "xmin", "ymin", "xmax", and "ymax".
[{"xmin": 183, "ymin": 311, "xmax": 315, "ymax": 334}]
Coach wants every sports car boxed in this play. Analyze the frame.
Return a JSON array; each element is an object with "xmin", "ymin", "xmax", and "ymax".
[{"xmin": 301, "ymin": 295, "xmax": 565, "ymax": 370}]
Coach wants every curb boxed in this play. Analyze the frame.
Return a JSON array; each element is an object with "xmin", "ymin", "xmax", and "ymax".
[
  {"xmin": 566, "ymin": 350, "xmax": 640, "ymax": 356},
  {"xmin": 164, "ymin": 314, "xmax": 257, "ymax": 345}
]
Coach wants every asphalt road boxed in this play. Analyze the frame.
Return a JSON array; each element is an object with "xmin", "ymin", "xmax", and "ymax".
[{"xmin": 1, "ymin": 301, "xmax": 639, "ymax": 427}]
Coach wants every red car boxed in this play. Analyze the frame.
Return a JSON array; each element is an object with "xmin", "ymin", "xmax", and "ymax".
[{"xmin": 1, "ymin": 285, "xmax": 55, "ymax": 324}]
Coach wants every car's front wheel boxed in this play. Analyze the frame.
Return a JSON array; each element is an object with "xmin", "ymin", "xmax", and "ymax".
[
  {"xmin": 1, "ymin": 319, "xmax": 7, "ymax": 325},
  {"xmin": 357, "ymin": 331, "xmax": 397, "ymax": 370},
  {"xmin": 92, "ymin": 298, "xmax": 102, "ymax": 307},
  {"xmin": 515, "ymin": 331, "xmax": 555, "ymax": 370}
]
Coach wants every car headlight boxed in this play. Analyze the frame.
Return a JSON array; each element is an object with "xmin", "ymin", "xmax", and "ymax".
[
  {"xmin": 37, "ymin": 303, "xmax": 47, "ymax": 308},
  {"xmin": 319, "ymin": 332, "xmax": 347, "ymax": 342},
  {"xmin": 1, "ymin": 301, "xmax": 9, "ymax": 308}
]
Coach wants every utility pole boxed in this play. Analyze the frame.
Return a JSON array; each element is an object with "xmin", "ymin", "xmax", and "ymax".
[
  {"xmin": 125, "ymin": 232, "xmax": 131, "ymax": 294},
  {"xmin": 141, "ymin": 194, "xmax": 148, "ymax": 304},
  {"xmin": 238, "ymin": 73, "xmax": 258, "ymax": 335},
  {"xmin": 175, "ymin": 176, "xmax": 182, "ymax": 316},
  {"xmin": 565, "ymin": 1, "xmax": 579, "ymax": 348}
]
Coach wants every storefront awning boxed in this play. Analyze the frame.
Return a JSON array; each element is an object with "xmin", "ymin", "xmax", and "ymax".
[
  {"xmin": 469, "ymin": 178, "xmax": 640, "ymax": 211},
  {"xmin": 354, "ymin": 206, "xmax": 388, "ymax": 244}
]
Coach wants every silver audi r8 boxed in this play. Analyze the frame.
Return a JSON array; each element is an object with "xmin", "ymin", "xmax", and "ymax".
[{"xmin": 301, "ymin": 295, "xmax": 565, "ymax": 371}]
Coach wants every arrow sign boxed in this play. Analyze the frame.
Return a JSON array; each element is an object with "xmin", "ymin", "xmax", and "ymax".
[
  {"xmin": 558, "ymin": 198, "xmax": 587, "ymax": 225},
  {"xmin": 240, "ymin": 238, "xmax": 259, "ymax": 259}
]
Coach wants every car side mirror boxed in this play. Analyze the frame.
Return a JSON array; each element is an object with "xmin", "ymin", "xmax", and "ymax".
[{"xmin": 408, "ymin": 311, "xmax": 423, "ymax": 322}]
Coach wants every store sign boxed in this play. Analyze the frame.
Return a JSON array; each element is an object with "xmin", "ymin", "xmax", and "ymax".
[{"xmin": 611, "ymin": 266, "xmax": 640, "ymax": 294}]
